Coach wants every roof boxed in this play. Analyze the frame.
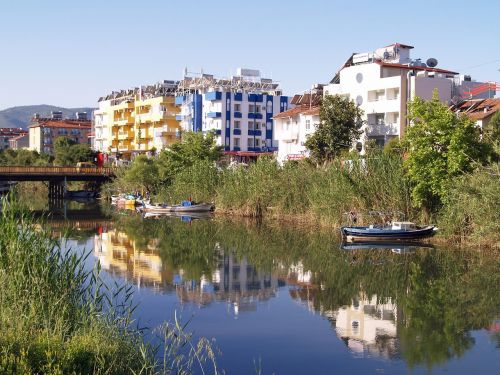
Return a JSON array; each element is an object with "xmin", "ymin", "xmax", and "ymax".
[
  {"xmin": 9, "ymin": 134, "xmax": 29, "ymax": 141},
  {"xmin": 451, "ymin": 98, "xmax": 500, "ymax": 121},
  {"xmin": 30, "ymin": 118, "xmax": 91, "ymax": 130},
  {"xmin": 375, "ymin": 61, "xmax": 458, "ymax": 75},
  {"xmin": 384, "ymin": 42, "xmax": 414, "ymax": 49},
  {"xmin": 0, "ymin": 128, "xmax": 26, "ymax": 136},
  {"xmin": 290, "ymin": 92, "xmax": 322, "ymax": 106},
  {"xmin": 273, "ymin": 105, "xmax": 320, "ymax": 119}
]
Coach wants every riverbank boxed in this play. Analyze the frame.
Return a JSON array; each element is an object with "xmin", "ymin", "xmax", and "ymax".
[
  {"xmin": 148, "ymin": 157, "xmax": 499, "ymax": 249},
  {"xmin": 0, "ymin": 201, "xmax": 219, "ymax": 374}
]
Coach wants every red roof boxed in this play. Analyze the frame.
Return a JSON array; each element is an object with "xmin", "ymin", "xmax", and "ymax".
[
  {"xmin": 451, "ymin": 98, "xmax": 500, "ymax": 121},
  {"xmin": 274, "ymin": 105, "xmax": 320, "ymax": 119},
  {"xmin": 375, "ymin": 60, "xmax": 458, "ymax": 75},
  {"xmin": 30, "ymin": 119, "xmax": 91, "ymax": 130}
]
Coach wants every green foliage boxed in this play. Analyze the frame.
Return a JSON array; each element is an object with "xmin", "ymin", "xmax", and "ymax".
[
  {"xmin": 404, "ymin": 93, "xmax": 491, "ymax": 209},
  {"xmin": 305, "ymin": 94, "xmax": 363, "ymax": 163},
  {"xmin": 123, "ymin": 155, "xmax": 159, "ymax": 192},
  {"xmin": 484, "ymin": 111, "xmax": 500, "ymax": 155},
  {"xmin": 53, "ymin": 137, "xmax": 95, "ymax": 166},
  {"xmin": 438, "ymin": 163, "xmax": 500, "ymax": 246},
  {"xmin": 0, "ymin": 149, "xmax": 52, "ymax": 166},
  {"xmin": 156, "ymin": 131, "xmax": 223, "ymax": 184}
]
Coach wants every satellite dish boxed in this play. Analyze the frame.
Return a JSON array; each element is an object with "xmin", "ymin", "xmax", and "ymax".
[
  {"xmin": 426, "ymin": 58, "xmax": 438, "ymax": 67},
  {"xmin": 383, "ymin": 51, "xmax": 390, "ymax": 60}
]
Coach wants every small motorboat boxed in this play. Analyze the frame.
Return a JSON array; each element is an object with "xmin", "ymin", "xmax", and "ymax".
[
  {"xmin": 111, "ymin": 194, "xmax": 139, "ymax": 206},
  {"xmin": 341, "ymin": 221, "xmax": 437, "ymax": 242},
  {"xmin": 143, "ymin": 201, "xmax": 214, "ymax": 213}
]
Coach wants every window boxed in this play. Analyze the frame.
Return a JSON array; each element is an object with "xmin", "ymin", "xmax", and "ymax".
[
  {"xmin": 234, "ymin": 121, "xmax": 240, "ymax": 129},
  {"xmin": 255, "ymin": 139, "xmax": 260, "ymax": 147},
  {"xmin": 305, "ymin": 120, "xmax": 311, "ymax": 130},
  {"xmin": 234, "ymin": 103, "xmax": 241, "ymax": 111},
  {"xmin": 247, "ymin": 138, "xmax": 254, "ymax": 147},
  {"xmin": 248, "ymin": 122, "xmax": 255, "ymax": 130},
  {"xmin": 248, "ymin": 104, "xmax": 255, "ymax": 113},
  {"xmin": 234, "ymin": 138, "xmax": 240, "ymax": 147}
]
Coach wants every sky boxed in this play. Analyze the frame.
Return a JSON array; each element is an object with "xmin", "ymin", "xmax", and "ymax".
[{"xmin": 1, "ymin": 0, "xmax": 499, "ymax": 110}]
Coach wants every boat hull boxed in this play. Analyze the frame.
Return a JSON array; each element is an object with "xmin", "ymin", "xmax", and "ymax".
[
  {"xmin": 341, "ymin": 226, "xmax": 436, "ymax": 242},
  {"xmin": 143, "ymin": 202, "xmax": 214, "ymax": 213}
]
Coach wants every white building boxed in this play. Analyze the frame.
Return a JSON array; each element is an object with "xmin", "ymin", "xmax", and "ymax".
[
  {"xmin": 175, "ymin": 68, "xmax": 291, "ymax": 157},
  {"xmin": 273, "ymin": 90, "xmax": 321, "ymax": 163},
  {"xmin": 323, "ymin": 43, "xmax": 464, "ymax": 152}
]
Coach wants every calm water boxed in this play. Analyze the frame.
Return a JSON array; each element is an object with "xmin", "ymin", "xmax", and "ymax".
[{"xmin": 45, "ymin": 201, "xmax": 499, "ymax": 374}]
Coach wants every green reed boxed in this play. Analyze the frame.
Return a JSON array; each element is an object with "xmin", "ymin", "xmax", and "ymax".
[{"xmin": 0, "ymin": 199, "xmax": 220, "ymax": 374}]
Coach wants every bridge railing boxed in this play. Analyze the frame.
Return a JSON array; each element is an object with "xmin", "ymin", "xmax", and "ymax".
[{"xmin": 0, "ymin": 166, "xmax": 114, "ymax": 175}]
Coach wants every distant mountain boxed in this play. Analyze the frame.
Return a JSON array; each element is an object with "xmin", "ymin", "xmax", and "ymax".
[{"xmin": 0, "ymin": 105, "xmax": 95, "ymax": 129}]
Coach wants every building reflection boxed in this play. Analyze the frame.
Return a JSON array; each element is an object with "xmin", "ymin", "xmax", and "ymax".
[
  {"xmin": 287, "ymin": 262, "xmax": 398, "ymax": 359},
  {"xmin": 94, "ymin": 232, "xmax": 284, "ymax": 314},
  {"xmin": 175, "ymin": 250, "xmax": 283, "ymax": 315},
  {"xmin": 94, "ymin": 229, "xmax": 174, "ymax": 292}
]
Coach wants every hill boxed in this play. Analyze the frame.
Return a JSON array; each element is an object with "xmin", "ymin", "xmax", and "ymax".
[{"xmin": 0, "ymin": 105, "xmax": 95, "ymax": 129}]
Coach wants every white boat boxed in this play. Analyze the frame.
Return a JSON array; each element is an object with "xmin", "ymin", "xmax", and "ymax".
[{"xmin": 143, "ymin": 201, "xmax": 214, "ymax": 213}]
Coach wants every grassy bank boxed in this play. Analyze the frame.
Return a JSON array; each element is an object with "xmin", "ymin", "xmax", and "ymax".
[{"xmin": 0, "ymin": 201, "xmax": 219, "ymax": 374}]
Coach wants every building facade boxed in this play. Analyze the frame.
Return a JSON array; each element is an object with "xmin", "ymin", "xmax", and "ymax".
[
  {"xmin": 8, "ymin": 133, "xmax": 29, "ymax": 150},
  {"xmin": 274, "ymin": 91, "xmax": 321, "ymax": 163},
  {"xmin": 175, "ymin": 69, "xmax": 291, "ymax": 156},
  {"xmin": 93, "ymin": 81, "xmax": 181, "ymax": 160},
  {"xmin": 0, "ymin": 128, "xmax": 28, "ymax": 150},
  {"xmin": 29, "ymin": 113, "xmax": 91, "ymax": 154},
  {"xmin": 323, "ymin": 43, "xmax": 463, "ymax": 152},
  {"xmin": 451, "ymin": 97, "xmax": 500, "ymax": 129}
]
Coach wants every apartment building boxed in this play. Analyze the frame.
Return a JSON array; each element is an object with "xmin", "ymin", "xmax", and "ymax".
[
  {"xmin": 0, "ymin": 128, "xmax": 27, "ymax": 150},
  {"xmin": 29, "ymin": 112, "xmax": 91, "ymax": 154},
  {"xmin": 274, "ymin": 90, "xmax": 321, "ymax": 163},
  {"xmin": 323, "ymin": 42, "xmax": 495, "ymax": 152},
  {"xmin": 9, "ymin": 133, "xmax": 29, "ymax": 150},
  {"xmin": 175, "ymin": 68, "xmax": 291, "ymax": 156},
  {"xmin": 93, "ymin": 81, "xmax": 180, "ymax": 159}
]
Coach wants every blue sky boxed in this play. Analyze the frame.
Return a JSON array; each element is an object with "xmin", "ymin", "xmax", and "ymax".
[{"xmin": 1, "ymin": 0, "xmax": 499, "ymax": 110}]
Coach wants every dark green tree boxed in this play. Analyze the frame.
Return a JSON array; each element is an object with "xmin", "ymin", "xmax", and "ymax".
[
  {"xmin": 156, "ymin": 131, "xmax": 223, "ymax": 184},
  {"xmin": 53, "ymin": 137, "xmax": 95, "ymax": 166},
  {"xmin": 404, "ymin": 92, "xmax": 491, "ymax": 209},
  {"xmin": 122, "ymin": 154, "xmax": 158, "ymax": 192},
  {"xmin": 305, "ymin": 94, "xmax": 363, "ymax": 163}
]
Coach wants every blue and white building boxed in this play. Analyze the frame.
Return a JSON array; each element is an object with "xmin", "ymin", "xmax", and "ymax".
[{"xmin": 175, "ymin": 68, "xmax": 291, "ymax": 154}]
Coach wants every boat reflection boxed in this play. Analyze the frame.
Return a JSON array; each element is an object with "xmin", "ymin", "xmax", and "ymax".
[
  {"xmin": 341, "ymin": 241, "xmax": 434, "ymax": 254},
  {"xmin": 142, "ymin": 211, "xmax": 213, "ymax": 221}
]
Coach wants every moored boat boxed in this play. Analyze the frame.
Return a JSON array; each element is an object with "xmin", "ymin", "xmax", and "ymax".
[
  {"xmin": 341, "ymin": 221, "xmax": 437, "ymax": 242},
  {"xmin": 143, "ymin": 201, "xmax": 214, "ymax": 213}
]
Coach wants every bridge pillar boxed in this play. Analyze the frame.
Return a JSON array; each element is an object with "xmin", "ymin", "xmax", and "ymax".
[{"xmin": 48, "ymin": 181, "xmax": 66, "ymax": 199}]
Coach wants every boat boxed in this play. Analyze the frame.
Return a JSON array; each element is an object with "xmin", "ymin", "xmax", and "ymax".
[
  {"xmin": 143, "ymin": 201, "xmax": 214, "ymax": 213},
  {"xmin": 64, "ymin": 190, "xmax": 97, "ymax": 199},
  {"xmin": 143, "ymin": 211, "xmax": 213, "ymax": 220},
  {"xmin": 111, "ymin": 194, "xmax": 139, "ymax": 206},
  {"xmin": 341, "ymin": 221, "xmax": 437, "ymax": 242}
]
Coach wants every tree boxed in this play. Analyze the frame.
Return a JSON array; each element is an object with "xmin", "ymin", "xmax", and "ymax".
[
  {"xmin": 484, "ymin": 111, "xmax": 500, "ymax": 155},
  {"xmin": 404, "ymin": 92, "xmax": 491, "ymax": 209},
  {"xmin": 305, "ymin": 94, "xmax": 363, "ymax": 163},
  {"xmin": 156, "ymin": 131, "xmax": 223, "ymax": 184},
  {"xmin": 53, "ymin": 137, "xmax": 95, "ymax": 166},
  {"xmin": 123, "ymin": 155, "xmax": 158, "ymax": 192}
]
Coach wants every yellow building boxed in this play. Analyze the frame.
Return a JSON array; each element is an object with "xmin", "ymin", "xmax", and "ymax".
[{"xmin": 94, "ymin": 81, "xmax": 180, "ymax": 160}]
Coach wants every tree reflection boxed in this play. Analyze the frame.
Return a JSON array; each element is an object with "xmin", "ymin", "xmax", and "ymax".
[{"xmin": 110, "ymin": 213, "xmax": 499, "ymax": 369}]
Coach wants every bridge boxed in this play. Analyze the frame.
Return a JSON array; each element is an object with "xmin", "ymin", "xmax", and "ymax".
[{"xmin": 0, "ymin": 166, "xmax": 115, "ymax": 198}]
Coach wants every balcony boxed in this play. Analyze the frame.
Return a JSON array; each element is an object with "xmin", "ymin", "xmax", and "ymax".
[
  {"xmin": 280, "ymin": 130, "xmax": 299, "ymax": 142},
  {"xmin": 233, "ymin": 128, "xmax": 241, "ymax": 135},
  {"xmin": 176, "ymin": 114, "xmax": 183, "ymax": 121},
  {"xmin": 366, "ymin": 123, "xmax": 399, "ymax": 137},
  {"xmin": 117, "ymin": 132, "xmax": 134, "ymax": 140},
  {"xmin": 248, "ymin": 112, "xmax": 263, "ymax": 120},
  {"xmin": 233, "ymin": 111, "xmax": 242, "ymax": 118},
  {"xmin": 175, "ymin": 96, "xmax": 185, "ymax": 105},
  {"xmin": 248, "ymin": 93, "xmax": 263, "ymax": 102},
  {"xmin": 234, "ymin": 93, "xmax": 242, "ymax": 101},
  {"xmin": 205, "ymin": 91, "xmax": 222, "ymax": 101},
  {"xmin": 248, "ymin": 129, "xmax": 262, "ymax": 136},
  {"xmin": 207, "ymin": 112, "xmax": 221, "ymax": 118}
]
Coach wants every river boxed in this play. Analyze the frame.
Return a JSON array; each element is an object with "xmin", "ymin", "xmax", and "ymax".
[{"xmin": 40, "ymin": 200, "xmax": 499, "ymax": 375}]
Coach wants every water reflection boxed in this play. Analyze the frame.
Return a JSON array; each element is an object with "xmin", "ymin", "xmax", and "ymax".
[{"xmin": 56, "ymin": 209, "xmax": 499, "ymax": 373}]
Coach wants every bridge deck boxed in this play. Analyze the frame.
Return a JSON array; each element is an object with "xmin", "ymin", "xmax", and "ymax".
[{"xmin": 0, "ymin": 166, "xmax": 115, "ymax": 182}]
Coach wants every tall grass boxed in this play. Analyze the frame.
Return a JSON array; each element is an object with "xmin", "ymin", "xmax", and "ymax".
[
  {"xmin": 438, "ymin": 163, "xmax": 500, "ymax": 247},
  {"xmin": 0, "ymin": 200, "xmax": 220, "ymax": 374},
  {"xmin": 159, "ymin": 153, "xmax": 413, "ymax": 225}
]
